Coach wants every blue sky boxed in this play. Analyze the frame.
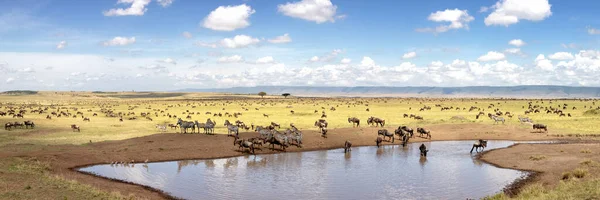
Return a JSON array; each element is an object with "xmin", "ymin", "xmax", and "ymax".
[{"xmin": 1, "ymin": 0, "xmax": 600, "ymax": 91}]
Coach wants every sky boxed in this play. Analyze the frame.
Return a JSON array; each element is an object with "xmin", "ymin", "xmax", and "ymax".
[{"xmin": 1, "ymin": 0, "xmax": 600, "ymax": 91}]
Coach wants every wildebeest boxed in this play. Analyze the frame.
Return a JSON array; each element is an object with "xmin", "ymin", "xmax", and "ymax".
[
  {"xmin": 265, "ymin": 132, "xmax": 289, "ymax": 151},
  {"xmin": 270, "ymin": 122, "xmax": 281, "ymax": 129},
  {"xmin": 233, "ymin": 136, "xmax": 255, "ymax": 154},
  {"xmin": 470, "ymin": 139, "xmax": 487, "ymax": 153},
  {"xmin": 419, "ymin": 144, "xmax": 428, "ymax": 157},
  {"xmin": 401, "ymin": 134, "xmax": 409, "ymax": 147},
  {"xmin": 24, "ymin": 121, "xmax": 35, "ymax": 129},
  {"xmin": 348, "ymin": 117, "xmax": 360, "ymax": 127},
  {"xmin": 377, "ymin": 129, "xmax": 394, "ymax": 143},
  {"xmin": 314, "ymin": 119, "xmax": 328, "ymax": 128},
  {"xmin": 417, "ymin": 127, "xmax": 431, "ymax": 139},
  {"xmin": 400, "ymin": 126, "xmax": 414, "ymax": 138},
  {"xmin": 5, "ymin": 122, "xmax": 13, "ymax": 131},
  {"xmin": 367, "ymin": 117, "xmax": 385, "ymax": 127},
  {"xmin": 320, "ymin": 127, "xmax": 328, "ymax": 138},
  {"xmin": 533, "ymin": 124, "xmax": 548, "ymax": 133},
  {"xmin": 46, "ymin": 115, "xmax": 52, "ymax": 120},
  {"xmin": 168, "ymin": 124, "xmax": 178, "ymax": 129},
  {"xmin": 71, "ymin": 124, "xmax": 80, "ymax": 132},
  {"xmin": 375, "ymin": 136, "xmax": 383, "ymax": 147},
  {"xmin": 83, "ymin": 117, "xmax": 90, "ymax": 122},
  {"xmin": 344, "ymin": 140, "xmax": 352, "ymax": 153}
]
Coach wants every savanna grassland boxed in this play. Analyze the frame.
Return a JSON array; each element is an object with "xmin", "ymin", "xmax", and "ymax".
[{"xmin": 1, "ymin": 91, "xmax": 600, "ymax": 199}]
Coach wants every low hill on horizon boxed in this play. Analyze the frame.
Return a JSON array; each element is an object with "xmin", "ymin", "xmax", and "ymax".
[{"xmin": 176, "ymin": 86, "xmax": 600, "ymax": 98}]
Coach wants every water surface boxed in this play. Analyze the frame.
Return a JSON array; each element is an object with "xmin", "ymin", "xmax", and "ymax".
[{"xmin": 79, "ymin": 140, "xmax": 528, "ymax": 200}]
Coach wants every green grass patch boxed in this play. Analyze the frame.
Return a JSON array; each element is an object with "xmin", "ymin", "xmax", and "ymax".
[{"xmin": 484, "ymin": 179, "xmax": 600, "ymax": 200}]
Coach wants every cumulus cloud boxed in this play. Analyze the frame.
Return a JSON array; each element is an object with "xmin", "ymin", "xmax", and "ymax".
[
  {"xmin": 416, "ymin": 9, "xmax": 474, "ymax": 33},
  {"xmin": 309, "ymin": 56, "xmax": 319, "ymax": 62},
  {"xmin": 340, "ymin": 58, "xmax": 351, "ymax": 64},
  {"xmin": 277, "ymin": 0, "xmax": 338, "ymax": 24},
  {"xmin": 56, "ymin": 41, "xmax": 67, "ymax": 49},
  {"xmin": 268, "ymin": 33, "xmax": 292, "ymax": 44},
  {"xmin": 102, "ymin": 37, "xmax": 136, "ymax": 46},
  {"xmin": 217, "ymin": 55, "xmax": 243, "ymax": 63},
  {"xmin": 508, "ymin": 39, "xmax": 525, "ymax": 47},
  {"xmin": 484, "ymin": 0, "xmax": 552, "ymax": 26},
  {"xmin": 535, "ymin": 54, "xmax": 553, "ymax": 71},
  {"xmin": 103, "ymin": 0, "xmax": 151, "ymax": 16},
  {"xmin": 219, "ymin": 35, "xmax": 260, "ymax": 48},
  {"xmin": 182, "ymin": 31, "xmax": 192, "ymax": 39},
  {"xmin": 203, "ymin": 4, "xmax": 255, "ymax": 31},
  {"xmin": 478, "ymin": 51, "xmax": 506, "ymax": 62},
  {"xmin": 548, "ymin": 52, "xmax": 574, "ymax": 60},
  {"xmin": 254, "ymin": 56, "xmax": 275, "ymax": 64},
  {"xmin": 402, "ymin": 52, "xmax": 417, "ymax": 59},
  {"xmin": 504, "ymin": 48, "xmax": 521, "ymax": 54},
  {"xmin": 157, "ymin": 0, "xmax": 174, "ymax": 7}
]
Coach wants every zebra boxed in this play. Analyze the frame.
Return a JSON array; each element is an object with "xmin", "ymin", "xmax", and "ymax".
[
  {"xmin": 177, "ymin": 118, "xmax": 195, "ymax": 134},
  {"xmin": 492, "ymin": 116, "xmax": 505, "ymax": 124},
  {"xmin": 226, "ymin": 124, "xmax": 239, "ymax": 137}
]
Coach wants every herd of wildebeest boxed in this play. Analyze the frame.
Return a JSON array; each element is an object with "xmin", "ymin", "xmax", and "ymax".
[{"xmin": 3, "ymin": 98, "xmax": 600, "ymax": 156}]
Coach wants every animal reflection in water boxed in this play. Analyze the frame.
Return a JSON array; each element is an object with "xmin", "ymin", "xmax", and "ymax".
[{"xmin": 177, "ymin": 160, "xmax": 202, "ymax": 173}]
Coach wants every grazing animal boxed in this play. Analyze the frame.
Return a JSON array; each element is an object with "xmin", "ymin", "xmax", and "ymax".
[
  {"xmin": 155, "ymin": 124, "xmax": 167, "ymax": 132},
  {"xmin": 5, "ymin": 122, "xmax": 13, "ymax": 131},
  {"xmin": 71, "ymin": 124, "xmax": 80, "ymax": 132},
  {"xmin": 347, "ymin": 117, "xmax": 360, "ymax": 127},
  {"xmin": 401, "ymin": 134, "xmax": 409, "ymax": 147},
  {"xmin": 233, "ymin": 136, "xmax": 255, "ymax": 154},
  {"xmin": 270, "ymin": 122, "xmax": 281, "ymax": 129},
  {"xmin": 177, "ymin": 118, "xmax": 195, "ymax": 134},
  {"xmin": 314, "ymin": 120, "xmax": 328, "ymax": 128},
  {"xmin": 168, "ymin": 124, "xmax": 178, "ymax": 129},
  {"xmin": 83, "ymin": 117, "xmax": 90, "ymax": 122},
  {"xmin": 265, "ymin": 133, "xmax": 289, "ymax": 151},
  {"xmin": 470, "ymin": 140, "xmax": 488, "ymax": 153},
  {"xmin": 417, "ymin": 127, "xmax": 431, "ymax": 139},
  {"xmin": 367, "ymin": 117, "xmax": 385, "ymax": 127},
  {"xmin": 377, "ymin": 129, "xmax": 394, "ymax": 143},
  {"xmin": 419, "ymin": 144, "xmax": 428, "ymax": 157},
  {"xmin": 24, "ymin": 121, "xmax": 35, "ymax": 129},
  {"xmin": 226, "ymin": 124, "xmax": 239, "ymax": 137},
  {"xmin": 46, "ymin": 115, "xmax": 52, "ymax": 120},
  {"xmin": 400, "ymin": 126, "xmax": 414, "ymax": 138},
  {"xmin": 492, "ymin": 116, "xmax": 505, "ymax": 124},
  {"xmin": 320, "ymin": 127, "xmax": 328, "ymax": 138},
  {"xmin": 263, "ymin": 114, "xmax": 269, "ymax": 118},
  {"xmin": 204, "ymin": 120, "xmax": 215, "ymax": 134},
  {"xmin": 376, "ymin": 136, "xmax": 383, "ymax": 148},
  {"xmin": 533, "ymin": 124, "xmax": 548, "ymax": 133},
  {"xmin": 344, "ymin": 140, "xmax": 352, "ymax": 153}
]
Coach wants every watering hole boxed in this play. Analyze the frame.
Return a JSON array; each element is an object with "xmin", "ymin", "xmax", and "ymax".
[{"xmin": 79, "ymin": 140, "xmax": 531, "ymax": 200}]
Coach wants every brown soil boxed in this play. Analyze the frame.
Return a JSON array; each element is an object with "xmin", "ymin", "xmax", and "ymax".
[
  {"xmin": 480, "ymin": 142, "xmax": 600, "ymax": 195},
  {"xmin": 0, "ymin": 123, "xmax": 589, "ymax": 200}
]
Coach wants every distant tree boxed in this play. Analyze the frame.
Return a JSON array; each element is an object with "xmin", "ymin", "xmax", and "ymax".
[
  {"xmin": 282, "ymin": 93, "xmax": 291, "ymax": 98},
  {"xmin": 258, "ymin": 91, "xmax": 267, "ymax": 98}
]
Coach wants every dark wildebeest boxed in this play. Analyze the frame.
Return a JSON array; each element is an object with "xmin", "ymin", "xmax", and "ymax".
[
  {"xmin": 233, "ymin": 136, "xmax": 255, "ymax": 154},
  {"xmin": 376, "ymin": 136, "xmax": 383, "ymax": 148},
  {"xmin": 4, "ymin": 122, "xmax": 13, "ymax": 131},
  {"xmin": 71, "ymin": 124, "xmax": 80, "ymax": 132},
  {"xmin": 470, "ymin": 140, "xmax": 488, "ymax": 153},
  {"xmin": 168, "ymin": 124, "xmax": 178, "ymax": 129},
  {"xmin": 377, "ymin": 129, "xmax": 394, "ymax": 143},
  {"xmin": 533, "ymin": 124, "xmax": 548, "ymax": 133},
  {"xmin": 83, "ymin": 117, "xmax": 90, "ymax": 122},
  {"xmin": 401, "ymin": 134, "xmax": 409, "ymax": 147},
  {"xmin": 344, "ymin": 140, "xmax": 352, "ymax": 153},
  {"xmin": 320, "ymin": 127, "xmax": 328, "ymax": 138},
  {"xmin": 46, "ymin": 115, "xmax": 52, "ymax": 120},
  {"xmin": 419, "ymin": 144, "xmax": 428, "ymax": 157},
  {"xmin": 24, "ymin": 121, "xmax": 35, "ymax": 129},
  {"xmin": 367, "ymin": 117, "xmax": 385, "ymax": 127},
  {"xmin": 315, "ymin": 119, "xmax": 328, "ymax": 128},
  {"xmin": 348, "ymin": 117, "xmax": 360, "ymax": 127},
  {"xmin": 403, "ymin": 114, "xmax": 409, "ymax": 118},
  {"xmin": 417, "ymin": 127, "xmax": 431, "ymax": 139},
  {"xmin": 265, "ymin": 132, "xmax": 289, "ymax": 151},
  {"xmin": 400, "ymin": 126, "xmax": 414, "ymax": 138}
]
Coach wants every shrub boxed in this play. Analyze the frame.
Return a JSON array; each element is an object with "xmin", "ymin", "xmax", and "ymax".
[
  {"xmin": 572, "ymin": 168, "xmax": 588, "ymax": 178},
  {"xmin": 562, "ymin": 172, "xmax": 572, "ymax": 180}
]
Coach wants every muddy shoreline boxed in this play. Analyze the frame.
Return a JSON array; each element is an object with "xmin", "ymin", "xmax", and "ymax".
[{"xmin": 3, "ymin": 124, "xmax": 595, "ymax": 199}]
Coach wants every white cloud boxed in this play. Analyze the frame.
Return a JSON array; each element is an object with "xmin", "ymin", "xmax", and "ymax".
[
  {"xmin": 182, "ymin": 31, "xmax": 192, "ymax": 39},
  {"xmin": 22, "ymin": 67, "xmax": 34, "ymax": 73},
  {"xmin": 56, "ymin": 41, "xmax": 67, "ymax": 49},
  {"xmin": 340, "ymin": 58, "xmax": 351, "ymax": 64},
  {"xmin": 402, "ymin": 51, "xmax": 417, "ymax": 59},
  {"xmin": 548, "ymin": 52, "xmax": 574, "ymax": 60},
  {"xmin": 268, "ymin": 33, "xmax": 292, "ymax": 44},
  {"xmin": 416, "ymin": 9, "xmax": 474, "ymax": 33},
  {"xmin": 360, "ymin": 57, "xmax": 375, "ymax": 67},
  {"xmin": 535, "ymin": 54, "xmax": 553, "ymax": 71},
  {"xmin": 309, "ymin": 56, "xmax": 319, "ymax": 62},
  {"xmin": 6, "ymin": 77, "xmax": 15, "ymax": 83},
  {"xmin": 219, "ymin": 35, "xmax": 260, "ymax": 48},
  {"xmin": 479, "ymin": 6, "xmax": 490, "ymax": 13},
  {"xmin": 505, "ymin": 48, "xmax": 521, "ymax": 54},
  {"xmin": 195, "ymin": 42, "xmax": 217, "ymax": 48},
  {"xmin": 588, "ymin": 27, "xmax": 600, "ymax": 35},
  {"xmin": 484, "ymin": 0, "xmax": 552, "ymax": 26},
  {"xmin": 103, "ymin": 0, "xmax": 151, "ymax": 16},
  {"xmin": 478, "ymin": 51, "xmax": 506, "ymax": 62},
  {"xmin": 508, "ymin": 39, "xmax": 525, "ymax": 47},
  {"xmin": 255, "ymin": 56, "xmax": 275, "ymax": 64},
  {"xmin": 277, "ymin": 0, "xmax": 338, "ymax": 24},
  {"xmin": 157, "ymin": 0, "xmax": 174, "ymax": 7},
  {"xmin": 158, "ymin": 58, "xmax": 177, "ymax": 65},
  {"xmin": 217, "ymin": 55, "xmax": 243, "ymax": 63},
  {"xmin": 102, "ymin": 37, "xmax": 136, "ymax": 46},
  {"xmin": 202, "ymin": 4, "xmax": 255, "ymax": 31}
]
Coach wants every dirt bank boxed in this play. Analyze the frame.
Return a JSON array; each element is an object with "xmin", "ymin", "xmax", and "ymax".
[{"xmin": 0, "ymin": 124, "xmax": 571, "ymax": 199}]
